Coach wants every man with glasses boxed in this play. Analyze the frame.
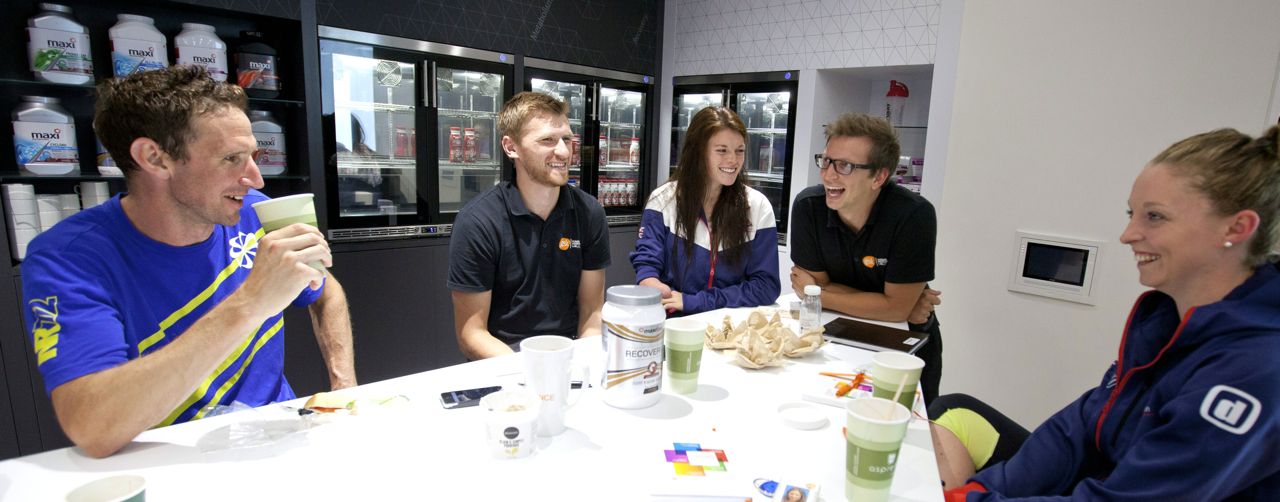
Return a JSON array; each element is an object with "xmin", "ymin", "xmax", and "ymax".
[{"xmin": 789, "ymin": 112, "xmax": 943, "ymax": 403}]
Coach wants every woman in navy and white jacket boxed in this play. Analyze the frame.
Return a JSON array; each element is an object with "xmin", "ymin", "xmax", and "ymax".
[
  {"xmin": 629, "ymin": 106, "xmax": 779, "ymax": 314},
  {"xmin": 938, "ymin": 126, "xmax": 1280, "ymax": 501}
]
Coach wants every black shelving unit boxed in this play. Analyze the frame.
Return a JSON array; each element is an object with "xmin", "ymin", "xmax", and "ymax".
[{"xmin": 0, "ymin": 0, "xmax": 320, "ymax": 460}]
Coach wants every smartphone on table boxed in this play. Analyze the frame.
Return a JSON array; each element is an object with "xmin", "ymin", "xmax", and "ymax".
[{"xmin": 439, "ymin": 385, "xmax": 502, "ymax": 409}]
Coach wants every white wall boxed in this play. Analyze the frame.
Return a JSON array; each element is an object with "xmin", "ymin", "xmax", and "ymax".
[
  {"xmin": 936, "ymin": 0, "xmax": 1280, "ymax": 426},
  {"xmin": 672, "ymin": 0, "xmax": 941, "ymax": 76}
]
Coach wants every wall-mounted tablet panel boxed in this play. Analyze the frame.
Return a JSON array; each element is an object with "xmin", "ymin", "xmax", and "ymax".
[{"xmin": 1008, "ymin": 231, "xmax": 1102, "ymax": 305}]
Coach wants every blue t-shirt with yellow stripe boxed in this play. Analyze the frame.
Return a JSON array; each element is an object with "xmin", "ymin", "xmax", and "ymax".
[{"xmin": 22, "ymin": 189, "xmax": 322, "ymax": 426}]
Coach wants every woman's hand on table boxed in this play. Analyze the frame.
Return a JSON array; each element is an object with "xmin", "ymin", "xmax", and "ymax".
[
  {"xmin": 661, "ymin": 291, "xmax": 684, "ymax": 312},
  {"xmin": 639, "ymin": 277, "xmax": 673, "ymax": 298}
]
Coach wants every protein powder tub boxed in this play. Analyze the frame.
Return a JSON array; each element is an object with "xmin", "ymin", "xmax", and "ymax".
[
  {"xmin": 248, "ymin": 110, "xmax": 286, "ymax": 175},
  {"xmin": 601, "ymin": 285, "xmax": 665, "ymax": 409},
  {"xmin": 234, "ymin": 31, "xmax": 280, "ymax": 98},
  {"xmin": 12, "ymin": 96, "xmax": 79, "ymax": 175},
  {"xmin": 175, "ymin": 23, "xmax": 228, "ymax": 81},
  {"xmin": 109, "ymin": 14, "xmax": 167, "ymax": 77},
  {"xmin": 27, "ymin": 3, "xmax": 93, "ymax": 85}
]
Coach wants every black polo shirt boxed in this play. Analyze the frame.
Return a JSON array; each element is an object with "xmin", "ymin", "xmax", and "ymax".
[
  {"xmin": 448, "ymin": 181, "xmax": 611, "ymax": 344},
  {"xmin": 789, "ymin": 182, "xmax": 936, "ymax": 295}
]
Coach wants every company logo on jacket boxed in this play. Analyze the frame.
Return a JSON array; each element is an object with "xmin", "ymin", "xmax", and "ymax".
[
  {"xmin": 1200, "ymin": 385, "xmax": 1261, "ymax": 434},
  {"xmin": 862, "ymin": 255, "xmax": 888, "ymax": 268},
  {"xmin": 559, "ymin": 237, "xmax": 581, "ymax": 251}
]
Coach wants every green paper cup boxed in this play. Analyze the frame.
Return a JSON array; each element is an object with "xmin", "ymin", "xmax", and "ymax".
[
  {"xmin": 845, "ymin": 397, "xmax": 910, "ymax": 502},
  {"xmin": 870, "ymin": 352, "xmax": 925, "ymax": 409},
  {"xmin": 251, "ymin": 193, "xmax": 325, "ymax": 272},
  {"xmin": 664, "ymin": 317, "xmax": 705, "ymax": 394},
  {"xmin": 66, "ymin": 474, "xmax": 146, "ymax": 502}
]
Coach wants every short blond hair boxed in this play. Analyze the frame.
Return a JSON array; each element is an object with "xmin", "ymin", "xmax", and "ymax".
[{"xmin": 498, "ymin": 91, "xmax": 568, "ymax": 142}]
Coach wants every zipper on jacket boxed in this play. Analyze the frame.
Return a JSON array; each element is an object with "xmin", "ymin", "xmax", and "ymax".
[{"xmin": 1107, "ymin": 381, "xmax": 1149, "ymax": 451}]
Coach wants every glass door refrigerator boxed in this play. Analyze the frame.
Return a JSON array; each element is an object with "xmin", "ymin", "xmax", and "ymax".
[
  {"xmin": 672, "ymin": 72, "xmax": 798, "ymax": 240},
  {"xmin": 525, "ymin": 58, "xmax": 654, "ymax": 225},
  {"xmin": 318, "ymin": 27, "xmax": 514, "ymax": 241}
]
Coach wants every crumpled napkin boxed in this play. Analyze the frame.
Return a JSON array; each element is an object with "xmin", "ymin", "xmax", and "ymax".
[
  {"xmin": 781, "ymin": 326, "xmax": 826, "ymax": 357},
  {"xmin": 701, "ymin": 308, "xmax": 827, "ymax": 368},
  {"xmin": 706, "ymin": 315, "xmax": 738, "ymax": 350}
]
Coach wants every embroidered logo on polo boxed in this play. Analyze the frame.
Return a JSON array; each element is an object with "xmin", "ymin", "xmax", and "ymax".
[
  {"xmin": 1199, "ymin": 385, "xmax": 1261, "ymax": 435},
  {"xmin": 862, "ymin": 256, "xmax": 888, "ymax": 268},
  {"xmin": 229, "ymin": 231, "xmax": 259, "ymax": 268},
  {"xmin": 558, "ymin": 237, "xmax": 581, "ymax": 251}
]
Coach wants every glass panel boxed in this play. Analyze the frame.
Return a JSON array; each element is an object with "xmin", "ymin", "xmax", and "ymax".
[
  {"xmin": 737, "ymin": 91, "xmax": 790, "ymax": 228},
  {"xmin": 438, "ymin": 67, "xmax": 504, "ymax": 214},
  {"xmin": 670, "ymin": 92, "xmax": 723, "ymax": 168},
  {"xmin": 532, "ymin": 78, "xmax": 587, "ymax": 188},
  {"xmin": 598, "ymin": 87, "xmax": 645, "ymax": 209},
  {"xmin": 328, "ymin": 52, "xmax": 418, "ymax": 218}
]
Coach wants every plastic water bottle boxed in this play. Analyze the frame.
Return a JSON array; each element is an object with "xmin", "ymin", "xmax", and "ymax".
[
  {"xmin": 884, "ymin": 80, "xmax": 909, "ymax": 126},
  {"xmin": 800, "ymin": 285, "xmax": 822, "ymax": 332}
]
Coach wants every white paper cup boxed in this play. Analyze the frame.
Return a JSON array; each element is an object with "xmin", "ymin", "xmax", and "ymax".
[
  {"xmin": 252, "ymin": 193, "xmax": 317, "ymax": 230},
  {"xmin": 251, "ymin": 193, "xmax": 324, "ymax": 271},
  {"xmin": 66, "ymin": 474, "xmax": 145, "ymax": 502},
  {"xmin": 480, "ymin": 390, "xmax": 541, "ymax": 459},
  {"xmin": 59, "ymin": 193, "xmax": 81, "ymax": 210},
  {"xmin": 81, "ymin": 194, "xmax": 110, "ymax": 210},
  {"xmin": 845, "ymin": 397, "xmax": 911, "ymax": 502},
  {"xmin": 3, "ymin": 192, "xmax": 38, "ymax": 215},
  {"xmin": 665, "ymin": 317, "xmax": 705, "ymax": 394},
  {"xmin": 11, "ymin": 227, "xmax": 39, "ymax": 261},
  {"xmin": 38, "ymin": 210, "xmax": 62, "ymax": 231},
  {"xmin": 12, "ymin": 212, "xmax": 41, "ymax": 229},
  {"xmin": 36, "ymin": 195, "xmax": 59, "ymax": 213},
  {"xmin": 520, "ymin": 335, "xmax": 574, "ymax": 437},
  {"xmin": 870, "ymin": 352, "xmax": 925, "ymax": 409},
  {"xmin": 3, "ymin": 183, "xmax": 34, "ymax": 192},
  {"xmin": 76, "ymin": 181, "xmax": 110, "ymax": 197}
]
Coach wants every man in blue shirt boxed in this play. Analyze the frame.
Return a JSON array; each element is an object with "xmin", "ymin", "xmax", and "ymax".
[{"xmin": 22, "ymin": 65, "xmax": 355, "ymax": 458}]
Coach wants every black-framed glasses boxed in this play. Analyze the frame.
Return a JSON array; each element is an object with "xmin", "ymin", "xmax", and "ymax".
[{"xmin": 814, "ymin": 154, "xmax": 872, "ymax": 175}]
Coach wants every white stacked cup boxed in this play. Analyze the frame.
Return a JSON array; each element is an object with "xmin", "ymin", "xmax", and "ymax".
[
  {"xmin": 35, "ymin": 194, "xmax": 62, "ymax": 232},
  {"xmin": 2, "ymin": 184, "xmax": 40, "ymax": 260},
  {"xmin": 78, "ymin": 181, "xmax": 110, "ymax": 208},
  {"xmin": 58, "ymin": 193, "xmax": 80, "ymax": 219}
]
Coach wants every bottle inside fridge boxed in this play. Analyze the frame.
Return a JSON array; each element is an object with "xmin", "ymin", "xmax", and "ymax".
[{"xmin": 437, "ymin": 67, "xmax": 504, "ymax": 214}]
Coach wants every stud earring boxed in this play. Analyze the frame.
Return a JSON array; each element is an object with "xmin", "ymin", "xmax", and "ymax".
[{"xmin": 1224, "ymin": 241, "xmax": 1234, "ymax": 248}]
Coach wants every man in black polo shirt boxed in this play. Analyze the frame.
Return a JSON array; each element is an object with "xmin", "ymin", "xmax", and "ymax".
[
  {"xmin": 789, "ymin": 113, "xmax": 943, "ymax": 403},
  {"xmin": 448, "ymin": 92, "xmax": 611, "ymax": 359}
]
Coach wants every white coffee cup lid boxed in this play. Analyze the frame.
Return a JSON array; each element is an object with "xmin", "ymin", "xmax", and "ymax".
[{"xmin": 777, "ymin": 401, "xmax": 829, "ymax": 430}]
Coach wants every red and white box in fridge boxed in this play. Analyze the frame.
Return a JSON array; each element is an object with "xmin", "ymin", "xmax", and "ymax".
[
  {"xmin": 448, "ymin": 126, "xmax": 463, "ymax": 163},
  {"xmin": 463, "ymin": 128, "xmax": 477, "ymax": 163}
]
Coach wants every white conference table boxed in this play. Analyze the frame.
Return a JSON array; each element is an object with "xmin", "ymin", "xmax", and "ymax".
[{"xmin": 0, "ymin": 302, "xmax": 942, "ymax": 501}]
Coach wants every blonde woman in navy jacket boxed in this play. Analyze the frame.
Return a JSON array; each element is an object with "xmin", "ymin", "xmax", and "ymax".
[
  {"xmin": 938, "ymin": 126, "xmax": 1280, "ymax": 501},
  {"xmin": 630, "ymin": 107, "xmax": 780, "ymax": 314}
]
